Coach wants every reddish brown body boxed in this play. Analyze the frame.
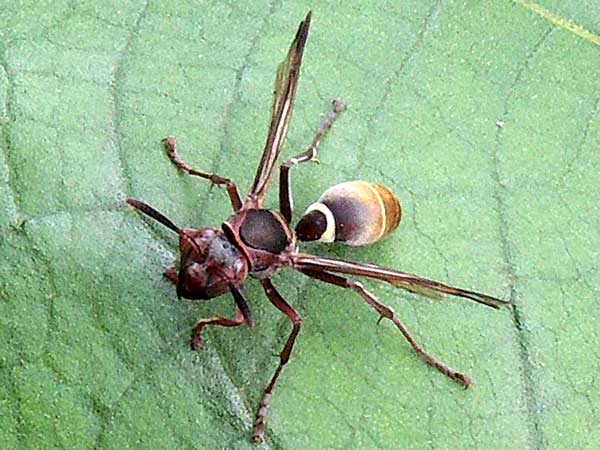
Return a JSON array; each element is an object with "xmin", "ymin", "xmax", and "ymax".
[
  {"xmin": 225, "ymin": 208, "xmax": 295, "ymax": 277},
  {"xmin": 126, "ymin": 12, "xmax": 507, "ymax": 444}
]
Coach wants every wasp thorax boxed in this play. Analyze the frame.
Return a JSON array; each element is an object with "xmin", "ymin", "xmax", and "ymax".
[{"xmin": 295, "ymin": 181, "xmax": 401, "ymax": 246}]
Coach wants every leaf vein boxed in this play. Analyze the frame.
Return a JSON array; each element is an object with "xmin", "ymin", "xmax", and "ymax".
[
  {"xmin": 492, "ymin": 26, "xmax": 553, "ymax": 450},
  {"xmin": 514, "ymin": 0, "xmax": 600, "ymax": 47}
]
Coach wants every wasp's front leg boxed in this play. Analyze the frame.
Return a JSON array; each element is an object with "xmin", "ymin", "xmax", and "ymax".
[
  {"xmin": 163, "ymin": 269, "xmax": 246, "ymax": 350},
  {"xmin": 164, "ymin": 136, "xmax": 243, "ymax": 211}
]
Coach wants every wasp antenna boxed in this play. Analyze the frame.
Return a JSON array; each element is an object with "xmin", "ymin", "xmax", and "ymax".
[{"xmin": 126, "ymin": 198, "xmax": 181, "ymax": 234}]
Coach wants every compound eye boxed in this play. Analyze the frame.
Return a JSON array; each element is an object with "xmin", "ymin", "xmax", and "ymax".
[{"xmin": 178, "ymin": 263, "xmax": 210, "ymax": 300}]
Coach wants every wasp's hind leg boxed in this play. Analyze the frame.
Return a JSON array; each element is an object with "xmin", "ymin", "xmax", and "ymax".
[{"xmin": 279, "ymin": 99, "xmax": 346, "ymax": 222}]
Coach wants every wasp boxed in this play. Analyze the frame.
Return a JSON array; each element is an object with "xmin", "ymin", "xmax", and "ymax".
[{"xmin": 127, "ymin": 11, "xmax": 508, "ymax": 443}]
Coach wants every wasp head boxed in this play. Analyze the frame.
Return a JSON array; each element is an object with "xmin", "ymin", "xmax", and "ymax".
[
  {"xmin": 126, "ymin": 199, "xmax": 248, "ymax": 301},
  {"xmin": 177, "ymin": 228, "xmax": 248, "ymax": 300}
]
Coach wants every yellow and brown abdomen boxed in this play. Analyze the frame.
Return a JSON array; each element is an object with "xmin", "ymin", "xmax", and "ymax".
[{"xmin": 295, "ymin": 181, "xmax": 401, "ymax": 246}]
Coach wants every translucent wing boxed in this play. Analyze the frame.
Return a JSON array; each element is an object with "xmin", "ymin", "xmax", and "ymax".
[
  {"xmin": 247, "ymin": 12, "xmax": 312, "ymax": 207},
  {"xmin": 291, "ymin": 253, "xmax": 508, "ymax": 309}
]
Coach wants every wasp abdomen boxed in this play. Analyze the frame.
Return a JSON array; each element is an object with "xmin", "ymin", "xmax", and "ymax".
[{"xmin": 295, "ymin": 181, "xmax": 401, "ymax": 246}]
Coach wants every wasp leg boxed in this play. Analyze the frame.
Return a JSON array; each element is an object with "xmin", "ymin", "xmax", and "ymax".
[
  {"xmin": 253, "ymin": 279, "xmax": 302, "ymax": 443},
  {"xmin": 163, "ymin": 270, "xmax": 245, "ymax": 350},
  {"xmin": 190, "ymin": 309, "xmax": 245, "ymax": 351},
  {"xmin": 164, "ymin": 136, "xmax": 243, "ymax": 211},
  {"xmin": 163, "ymin": 268, "xmax": 178, "ymax": 284},
  {"xmin": 301, "ymin": 270, "xmax": 473, "ymax": 388},
  {"xmin": 279, "ymin": 99, "xmax": 346, "ymax": 222}
]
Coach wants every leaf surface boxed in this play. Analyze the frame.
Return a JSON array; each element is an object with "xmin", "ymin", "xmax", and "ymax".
[{"xmin": 1, "ymin": 2, "xmax": 598, "ymax": 449}]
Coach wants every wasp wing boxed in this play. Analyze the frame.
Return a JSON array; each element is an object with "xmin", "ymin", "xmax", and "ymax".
[
  {"xmin": 291, "ymin": 253, "xmax": 508, "ymax": 309},
  {"xmin": 247, "ymin": 11, "xmax": 312, "ymax": 207}
]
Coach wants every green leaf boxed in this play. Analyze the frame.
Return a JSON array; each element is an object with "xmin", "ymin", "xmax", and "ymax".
[{"xmin": 1, "ymin": 1, "xmax": 599, "ymax": 449}]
